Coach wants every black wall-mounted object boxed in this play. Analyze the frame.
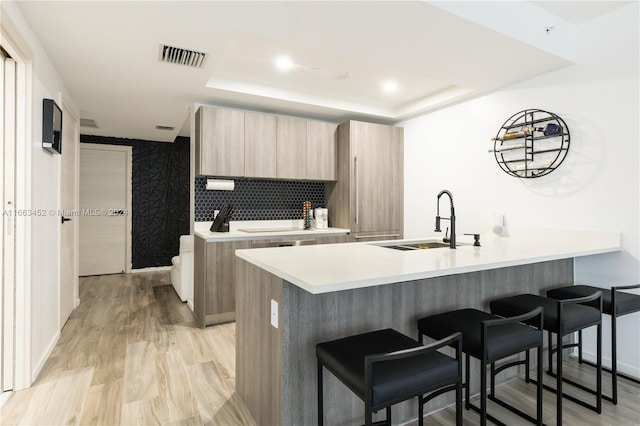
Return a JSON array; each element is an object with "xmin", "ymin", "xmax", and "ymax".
[
  {"xmin": 43, "ymin": 99, "xmax": 62, "ymax": 154},
  {"xmin": 490, "ymin": 109, "xmax": 570, "ymax": 179}
]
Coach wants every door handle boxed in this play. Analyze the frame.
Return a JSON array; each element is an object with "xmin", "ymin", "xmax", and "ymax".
[
  {"xmin": 61, "ymin": 216, "xmax": 72, "ymax": 224},
  {"xmin": 354, "ymin": 156, "xmax": 358, "ymax": 225}
]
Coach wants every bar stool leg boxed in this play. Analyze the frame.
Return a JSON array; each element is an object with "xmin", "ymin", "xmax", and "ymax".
[
  {"xmin": 418, "ymin": 395, "xmax": 424, "ymax": 426},
  {"xmin": 465, "ymin": 354, "xmax": 471, "ymax": 410},
  {"xmin": 456, "ymin": 379, "xmax": 463, "ymax": 426},
  {"xmin": 556, "ymin": 331, "xmax": 563, "ymax": 426},
  {"xmin": 578, "ymin": 330, "xmax": 583, "ymax": 364},
  {"xmin": 490, "ymin": 362, "xmax": 496, "ymax": 397},
  {"xmin": 481, "ymin": 357, "xmax": 487, "ymax": 426},
  {"xmin": 548, "ymin": 331, "xmax": 554, "ymax": 374},
  {"xmin": 536, "ymin": 344, "xmax": 543, "ymax": 426},
  {"xmin": 612, "ymin": 311, "xmax": 618, "ymax": 404},
  {"xmin": 597, "ymin": 322, "xmax": 602, "ymax": 413},
  {"xmin": 317, "ymin": 361, "xmax": 324, "ymax": 426},
  {"xmin": 386, "ymin": 406, "xmax": 392, "ymax": 426}
]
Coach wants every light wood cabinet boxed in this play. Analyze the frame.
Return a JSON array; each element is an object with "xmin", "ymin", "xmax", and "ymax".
[
  {"xmin": 276, "ymin": 117, "xmax": 307, "ymax": 180},
  {"xmin": 195, "ymin": 107, "xmax": 244, "ymax": 177},
  {"xmin": 194, "ymin": 237, "xmax": 250, "ymax": 328},
  {"xmin": 195, "ymin": 106, "xmax": 338, "ymax": 181},
  {"xmin": 306, "ymin": 121, "xmax": 337, "ymax": 181},
  {"xmin": 244, "ymin": 112, "xmax": 277, "ymax": 178},
  {"xmin": 326, "ymin": 121, "xmax": 403, "ymax": 241},
  {"xmin": 193, "ymin": 233, "xmax": 349, "ymax": 328}
]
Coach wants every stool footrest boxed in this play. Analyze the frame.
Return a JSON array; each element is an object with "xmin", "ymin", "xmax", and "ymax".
[
  {"xmin": 546, "ymin": 370, "xmax": 600, "ymax": 397},
  {"xmin": 493, "ymin": 359, "xmax": 527, "ymax": 376},
  {"xmin": 529, "ymin": 379, "xmax": 602, "ymax": 414},
  {"xmin": 422, "ymin": 384, "xmax": 459, "ymax": 405},
  {"xmin": 488, "ymin": 394, "xmax": 546, "ymax": 426}
]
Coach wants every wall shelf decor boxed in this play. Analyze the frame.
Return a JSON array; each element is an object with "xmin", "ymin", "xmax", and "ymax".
[{"xmin": 491, "ymin": 109, "xmax": 570, "ymax": 178}]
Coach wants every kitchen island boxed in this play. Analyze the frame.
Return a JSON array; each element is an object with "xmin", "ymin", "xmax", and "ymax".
[{"xmin": 234, "ymin": 228, "xmax": 620, "ymax": 426}]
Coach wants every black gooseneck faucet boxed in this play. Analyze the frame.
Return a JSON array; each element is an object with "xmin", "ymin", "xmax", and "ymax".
[{"xmin": 434, "ymin": 190, "xmax": 456, "ymax": 249}]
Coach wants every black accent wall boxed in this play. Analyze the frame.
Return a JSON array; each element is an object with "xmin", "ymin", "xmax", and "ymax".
[{"xmin": 80, "ymin": 135, "xmax": 190, "ymax": 269}]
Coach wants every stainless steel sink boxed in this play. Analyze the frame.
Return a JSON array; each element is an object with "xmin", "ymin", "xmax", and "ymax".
[{"xmin": 382, "ymin": 241, "xmax": 469, "ymax": 251}]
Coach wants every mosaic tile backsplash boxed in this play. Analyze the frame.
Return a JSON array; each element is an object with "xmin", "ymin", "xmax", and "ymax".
[{"xmin": 194, "ymin": 177, "xmax": 326, "ymax": 222}]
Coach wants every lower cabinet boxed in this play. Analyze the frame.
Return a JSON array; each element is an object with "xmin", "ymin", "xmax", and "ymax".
[
  {"xmin": 194, "ymin": 237, "xmax": 250, "ymax": 328},
  {"xmin": 194, "ymin": 233, "xmax": 350, "ymax": 328}
]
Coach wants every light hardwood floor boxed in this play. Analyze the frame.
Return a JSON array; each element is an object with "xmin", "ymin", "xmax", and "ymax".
[
  {"xmin": 1, "ymin": 272, "xmax": 254, "ymax": 426},
  {"xmin": 2, "ymin": 272, "xmax": 639, "ymax": 425}
]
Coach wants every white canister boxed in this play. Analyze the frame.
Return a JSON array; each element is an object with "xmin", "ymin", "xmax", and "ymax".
[{"xmin": 315, "ymin": 208, "xmax": 328, "ymax": 228}]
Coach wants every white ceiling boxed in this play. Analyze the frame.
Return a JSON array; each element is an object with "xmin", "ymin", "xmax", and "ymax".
[{"xmin": 14, "ymin": 1, "xmax": 626, "ymax": 142}]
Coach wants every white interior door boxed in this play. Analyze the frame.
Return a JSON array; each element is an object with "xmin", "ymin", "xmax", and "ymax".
[
  {"xmin": 79, "ymin": 144, "xmax": 131, "ymax": 276},
  {"xmin": 2, "ymin": 50, "xmax": 17, "ymax": 394},
  {"xmin": 59, "ymin": 103, "xmax": 78, "ymax": 327}
]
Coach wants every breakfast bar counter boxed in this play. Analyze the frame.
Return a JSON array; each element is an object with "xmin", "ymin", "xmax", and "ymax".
[{"xmin": 234, "ymin": 228, "xmax": 620, "ymax": 425}]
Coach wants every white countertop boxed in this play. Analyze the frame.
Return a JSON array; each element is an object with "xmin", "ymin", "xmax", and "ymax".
[
  {"xmin": 194, "ymin": 220, "xmax": 350, "ymax": 241},
  {"xmin": 235, "ymin": 228, "xmax": 621, "ymax": 294}
]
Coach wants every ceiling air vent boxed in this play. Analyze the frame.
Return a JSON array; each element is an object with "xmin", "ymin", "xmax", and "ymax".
[
  {"xmin": 159, "ymin": 44, "xmax": 207, "ymax": 68},
  {"xmin": 80, "ymin": 118, "xmax": 98, "ymax": 128},
  {"xmin": 156, "ymin": 125, "xmax": 175, "ymax": 131}
]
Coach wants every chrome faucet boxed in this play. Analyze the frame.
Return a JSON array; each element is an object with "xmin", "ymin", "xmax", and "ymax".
[{"xmin": 434, "ymin": 190, "xmax": 456, "ymax": 249}]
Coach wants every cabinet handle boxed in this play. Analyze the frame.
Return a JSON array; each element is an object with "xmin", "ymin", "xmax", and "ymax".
[
  {"xmin": 354, "ymin": 156, "xmax": 358, "ymax": 225},
  {"xmin": 354, "ymin": 234, "xmax": 401, "ymax": 239}
]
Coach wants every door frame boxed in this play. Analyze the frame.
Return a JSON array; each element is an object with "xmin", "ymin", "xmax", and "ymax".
[
  {"xmin": 1, "ymin": 7, "xmax": 33, "ymax": 393},
  {"xmin": 79, "ymin": 143, "xmax": 133, "ymax": 273},
  {"xmin": 58, "ymin": 100, "xmax": 79, "ymax": 328}
]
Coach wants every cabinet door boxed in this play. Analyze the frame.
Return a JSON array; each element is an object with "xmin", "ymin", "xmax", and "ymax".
[
  {"xmin": 276, "ymin": 117, "xmax": 307, "ymax": 179},
  {"xmin": 196, "ymin": 107, "xmax": 244, "ymax": 177},
  {"xmin": 306, "ymin": 121, "xmax": 337, "ymax": 181},
  {"xmin": 205, "ymin": 240, "xmax": 250, "ymax": 322},
  {"xmin": 352, "ymin": 121, "xmax": 403, "ymax": 239},
  {"xmin": 315, "ymin": 234, "xmax": 350, "ymax": 244},
  {"xmin": 245, "ymin": 112, "xmax": 277, "ymax": 178}
]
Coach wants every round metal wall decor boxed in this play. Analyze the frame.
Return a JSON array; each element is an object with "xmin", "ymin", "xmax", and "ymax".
[{"xmin": 491, "ymin": 109, "xmax": 570, "ymax": 178}]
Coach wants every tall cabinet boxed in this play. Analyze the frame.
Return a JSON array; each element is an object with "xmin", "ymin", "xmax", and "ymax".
[{"xmin": 326, "ymin": 121, "xmax": 403, "ymax": 241}]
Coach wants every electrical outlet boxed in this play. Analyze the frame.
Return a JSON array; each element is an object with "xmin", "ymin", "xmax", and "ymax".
[{"xmin": 270, "ymin": 299, "xmax": 278, "ymax": 328}]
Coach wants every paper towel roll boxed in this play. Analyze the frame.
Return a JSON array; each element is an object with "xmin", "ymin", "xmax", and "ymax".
[{"xmin": 206, "ymin": 179, "xmax": 235, "ymax": 191}]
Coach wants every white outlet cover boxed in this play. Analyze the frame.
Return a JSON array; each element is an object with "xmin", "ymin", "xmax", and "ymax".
[{"xmin": 270, "ymin": 299, "xmax": 278, "ymax": 328}]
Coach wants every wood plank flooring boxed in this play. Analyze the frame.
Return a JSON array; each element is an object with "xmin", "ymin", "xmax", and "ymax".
[
  {"xmin": 1, "ymin": 272, "xmax": 254, "ymax": 426},
  {"xmin": 2, "ymin": 271, "xmax": 639, "ymax": 425}
]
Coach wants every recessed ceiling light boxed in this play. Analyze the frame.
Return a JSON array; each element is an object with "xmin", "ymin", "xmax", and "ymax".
[
  {"xmin": 382, "ymin": 80, "xmax": 399, "ymax": 93},
  {"xmin": 274, "ymin": 55, "xmax": 294, "ymax": 72}
]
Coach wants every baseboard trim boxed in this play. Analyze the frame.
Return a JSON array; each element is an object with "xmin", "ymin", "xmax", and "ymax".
[
  {"xmin": 31, "ymin": 330, "xmax": 61, "ymax": 383},
  {"xmin": 131, "ymin": 266, "xmax": 171, "ymax": 273},
  {"xmin": 1, "ymin": 391, "xmax": 13, "ymax": 408},
  {"xmin": 582, "ymin": 350, "xmax": 640, "ymax": 380}
]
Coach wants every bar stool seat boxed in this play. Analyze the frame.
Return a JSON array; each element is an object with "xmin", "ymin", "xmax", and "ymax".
[
  {"xmin": 490, "ymin": 293, "xmax": 601, "ymax": 334},
  {"xmin": 490, "ymin": 292, "xmax": 603, "ymax": 426},
  {"xmin": 547, "ymin": 284, "xmax": 640, "ymax": 404},
  {"xmin": 418, "ymin": 308, "xmax": 542, "ymax": 362},
  {"xmin": 418, "ymin": 308, "xmax": 544, "ymax": 426},
  {"xmin": 316, "ymin": 328, "xmax": 462, "ymax": 426}
]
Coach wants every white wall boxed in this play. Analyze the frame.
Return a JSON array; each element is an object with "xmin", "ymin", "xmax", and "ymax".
[
  {"xmin": 401, "ymin": 3, "xmax": 639, "ymax": 376},
  {"xmin": 2, "ymin": 1, "xmax": 78, "ymax": 382}
]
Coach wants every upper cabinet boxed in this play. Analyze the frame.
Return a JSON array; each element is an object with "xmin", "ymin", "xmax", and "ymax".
[
  {"xmin": 244, "ymin": 112, "xmax": 277, "ymax": 178},
  {"xmin": 306, "ymin": 121, "xmax": 337, "ymax": 181},
  {"xmin": 195, "ymin": 107, "xmax": 244, "ymax": 177},
  {"xmin": 326, "ymin": 121, "xmax": 403, "ymax": 242},
  {"xmin": 195, "ymin": 106, "xmax": 337, "ymax": 181},
  {"xmin": 276, "ymin": 117, "xmax": 307, "ymax": 180}
]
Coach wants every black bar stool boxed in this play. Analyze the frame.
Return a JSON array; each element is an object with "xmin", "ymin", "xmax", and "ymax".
[
  {"xmin": 547, "ymin": 284, "xmax": 640, "ymax": 404},
  {"xmin": 417, "ymin": 308, "xmax": 544, "ymax": 426},
  {"xmin": 490, "ymin": 291, "xmax": 602, "ymax": 426},
  {"xmin": 316, "ymin": 328, "xmax": 462, "ymax": 426}
]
